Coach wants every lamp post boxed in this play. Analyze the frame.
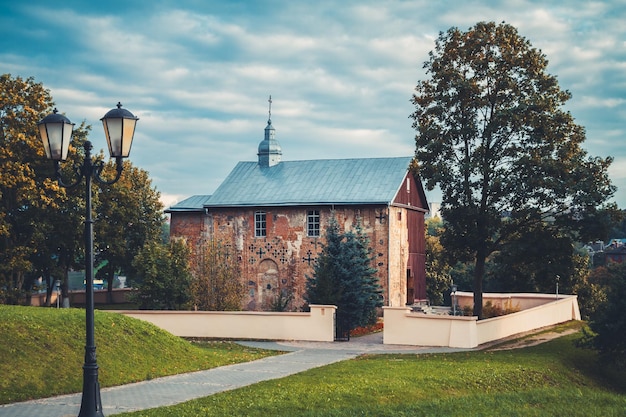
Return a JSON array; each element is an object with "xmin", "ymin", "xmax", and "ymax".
[
  {"xmin": 38, "ymin": 103, "xmax": 138, "ymax": 417},
  {"xmin": 556, "ymin": 275, "xmax": 560, "ymax": 300},
  {"xmin": 451, "ymin": 283, "xmax": 458, "ymax": 316}
]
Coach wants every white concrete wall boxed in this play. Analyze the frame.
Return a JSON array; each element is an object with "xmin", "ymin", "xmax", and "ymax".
[
  {"xmin": 474, "ymin": 296, "xmax": 581, "ymax": 346},
  {"xmin": 383, "ymin": 293, "xmax": 580, "ymax": 348},
  {"xmin": 383, "ymin": 307, "xmax": 478, "ymax": 348},
  {"xmin": 455, "ymin": 291, "xmax": 567, "ymax": 311},
  {"xmin": 115, "ymin": 304, "xmax": 336, "ymax": 342}
]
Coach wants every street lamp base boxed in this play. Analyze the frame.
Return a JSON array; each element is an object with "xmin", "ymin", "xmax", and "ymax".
[{"xmin": 77, "ymin": 365, "xmax": 104, "ymax": 417}]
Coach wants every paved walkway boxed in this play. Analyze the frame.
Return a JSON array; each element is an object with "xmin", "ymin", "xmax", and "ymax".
[{"xmin": 0, "ymin": 333, "xmax": 470, "ymax": 417}]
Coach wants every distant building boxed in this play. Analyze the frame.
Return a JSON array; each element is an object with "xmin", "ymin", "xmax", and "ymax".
[
  {"xmin": 167, "ymin": 109, "xmax": 429, "ymax": 310},
  {"xmin": 425, "ymin": 202, "xmax": 441, "ymax": 220},
  {"xmin": 605, "ymin": 238, "xmax": 626, "ymax": 264}
]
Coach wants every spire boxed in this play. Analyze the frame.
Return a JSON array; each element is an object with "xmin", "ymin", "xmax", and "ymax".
[{"xmin": 258, "ymin": 95, "xmax": 282, "ymax": 167}]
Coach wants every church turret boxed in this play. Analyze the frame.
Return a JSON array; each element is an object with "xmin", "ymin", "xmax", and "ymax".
[{"xmin": 258, "ymin": 95, "xmax": 282, "ymax": 167}]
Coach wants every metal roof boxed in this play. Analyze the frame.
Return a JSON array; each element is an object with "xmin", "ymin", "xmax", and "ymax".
[
  {"xmin": 165, "ymin": 195, "xmax": 212, "ymax": 212},
  {"xmin": 206, "ymin": 156, "xmax": 414, "ymax": 207}
]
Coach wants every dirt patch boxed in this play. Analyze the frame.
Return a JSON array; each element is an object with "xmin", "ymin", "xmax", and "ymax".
[{"xmin": 483, "ymin": 327, "xmax": 580, "ymax": 351}]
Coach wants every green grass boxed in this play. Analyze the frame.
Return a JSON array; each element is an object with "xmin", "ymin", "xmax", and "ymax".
[
  {"xmin": 0, "ymin": 305, "xmax": 280, "ymax": 404},
  {"xmin": 4, "ymin": 305, "xmax": 625, "ymax": 416},
  {"xmin": 115, "ymin": 332, "xmax": 626, "ymax": 417}
]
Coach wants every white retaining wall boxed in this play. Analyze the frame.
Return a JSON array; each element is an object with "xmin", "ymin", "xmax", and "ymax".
[
  {"xmin": 384, "ymin": 293, "xmax": 581, "ymax": 348},
  {"xmin": 116, "ymin": 304, "xmax": 336, "ymax": 342}
]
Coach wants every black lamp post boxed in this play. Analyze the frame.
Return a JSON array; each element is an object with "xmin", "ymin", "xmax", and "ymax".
[{"xmin": 38, "ymin": 103, "xmax": 138, "ymax": 417}]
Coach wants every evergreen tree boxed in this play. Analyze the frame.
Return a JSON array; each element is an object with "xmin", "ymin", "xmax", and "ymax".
[
  {"xmin": 306, "ymin": 213, "xmax": 382, "ymax": 335},
  {"xmin": 350, "ymin": 219, "xmax": 382, "ymax": 326},
  {"xmin": 305, "ymin": 215, "xmax": 343, "ymax": 307}
]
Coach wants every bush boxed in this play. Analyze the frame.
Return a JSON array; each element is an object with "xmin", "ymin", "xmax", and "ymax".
[{"xmin": 588, "ymin": 262, "xmax": 626, "ymax": 367}]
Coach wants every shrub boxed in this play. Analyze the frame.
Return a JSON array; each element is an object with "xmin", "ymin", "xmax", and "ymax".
[{"xmin": 587, "ymin": 262, "xmax": 626, "ymax": 367}]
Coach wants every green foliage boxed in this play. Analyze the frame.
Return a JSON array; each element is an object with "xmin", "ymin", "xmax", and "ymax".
[
  {"xmin": 191, "ymin": 239, "xmax": 244, "ymax": 311},
  {"xmin": 0, "ymin": 74, "xmax": 166, "ymax": 304},
  {"xmin": 306, "ymin": 214, "xmax": 382, "ymax": 332},
  {"xmin": 424, "ymin": 219, "xmax": 451, "ymax": 305},
  {"xmin": 0, "ymin": 74, "xmax": 58, "ymax": 303},
  {"xmin": 341, "ymin": 222, "xmax": 383, "ymax": 327},
  {"xmin": 0, "ymin": 305, "xmax": 279, "ymax": 404},
  {"xmin": 608, "ymin": 210, "xmax": 626, "ymax": 238},
  {"xmin": 131, "ymin": 240, "xmax": 192, "ymax": 310},
  {"xmin": 488, "ymin": 226, "xmax": 574, "ymax": 293},
  {"xmin": 95, "ymin": 160, "xmax": 165, "ymax": 292},
  {"xmin": 481, "ymin": 300, "xmax": 521, "ymax": 319},
  {"xmin": 117, "ymin": 331, "xmax": 625, "ymax": 417},
  {"xmin": 587, "ymin": 262, "xmax": 626, "ymax": 367},
  {"xmin": 410, "ymin": 22, "xmax": 615, "ymax": 318},
  {"xmin": 305, "ymin": 215, "xmax": 343, "ymax": 306}
]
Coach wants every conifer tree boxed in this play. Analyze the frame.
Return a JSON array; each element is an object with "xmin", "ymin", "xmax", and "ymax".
[
  {"xmin": 305, "ymin": 215, "xmax": 342, "ymax": 307},
  {"xmin": 305, "ymin": 213, "xmax": 382, "ymax": 335}
]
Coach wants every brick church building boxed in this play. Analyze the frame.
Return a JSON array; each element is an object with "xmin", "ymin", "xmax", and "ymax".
[{"xmin": 167, "ymin": 112, "xmax": 429, "ymax": 311}]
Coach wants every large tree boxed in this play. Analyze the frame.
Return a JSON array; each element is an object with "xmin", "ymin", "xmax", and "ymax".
[
  {"xmin": 410, "ymin": 22, "xmax": 615, "ymax": 318},
  {"xmin": 0, "ymin": 74, "xmax": 61, "ymax": 303},
  {"xmin": 95, "ymin": 158, "xmax": 164, "ymax": 299},
  {"xmin": 131, "ymin": 239, "xmax": 192, "ymax": 310},
  {"xmin": 0, "ymin": 73, "xmax": 165, "ymax": 305}
]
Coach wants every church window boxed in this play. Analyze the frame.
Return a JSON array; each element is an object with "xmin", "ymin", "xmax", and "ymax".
[
  {"xmin": 255, "ymin": 211, "xmax": 266, "ymax": 237},
  {"xmin": 307, "ymin": 210, "xmax": 320, "ymax": 237}
]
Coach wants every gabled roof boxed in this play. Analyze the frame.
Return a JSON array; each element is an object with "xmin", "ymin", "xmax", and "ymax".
[
  {"xmin": 206, "ymin": 156, "xmax": 415, "ymax": 207},
  {"xmin": 165, "ymin": 195, "xmax": 212, "ymax": 213}
]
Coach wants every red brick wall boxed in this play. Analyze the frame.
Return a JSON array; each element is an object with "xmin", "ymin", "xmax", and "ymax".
[{"xmin": 171, "ymin": 206, "xmax": 396, "ymax": 310}]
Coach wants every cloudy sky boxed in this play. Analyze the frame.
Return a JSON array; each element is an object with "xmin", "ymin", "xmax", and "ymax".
[{"xmin": 1, "ymin": 0, "xmax": 625, "ymax": 208}]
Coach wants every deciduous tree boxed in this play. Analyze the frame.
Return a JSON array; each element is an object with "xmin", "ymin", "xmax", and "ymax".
[
  {"xmin": 131, "ymin": 239, "xmax": 192, "ymax": 310},
  {"xmin": 587, "ymin": 262, "xmax": 626, "ymax": 368},
  {"xmin": 424, "ymin": 219, "xmax": 452, "ymax": 306},
  {"xmin": 95, "ymin": 158, "xmax": 164, "ymax": 299},
  {"xmin": 0, "ymin": 74, "xmax": 59, "ymax": 303},
  {"xmin": 191, "ymin": 239, "xmax": 244, "ymax": 311},
  {"xmin": 410, "ymin": 22, "xmax": 615, "ymax": 318}
]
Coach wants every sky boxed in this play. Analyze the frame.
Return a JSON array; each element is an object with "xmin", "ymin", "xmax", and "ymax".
[{"xmin": 1, "ymin": 0, "xmax": 625, "ymax": 209}]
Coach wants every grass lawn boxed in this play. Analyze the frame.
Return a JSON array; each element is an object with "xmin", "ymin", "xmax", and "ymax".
[
  {"xmin": 0, "ymin": 305, "xmax": 281, "ymax": 404},
  {"xmin": 114, "ymin": 331, "xmax": 626, "ymax": 417},
  {"xmin": 3, "ymin": 305, "xmax": 625, "ymax": 416}
]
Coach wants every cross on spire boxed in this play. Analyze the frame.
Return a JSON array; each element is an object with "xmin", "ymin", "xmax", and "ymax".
[{"xmin": 268, "ymin": 95, "xmax": 272, "ymax": 122}]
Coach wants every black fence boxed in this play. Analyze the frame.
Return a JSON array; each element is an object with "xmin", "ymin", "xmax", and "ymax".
[{"xmin": 334, "ymin": 309, "xmax": 350, "ymax": 341}]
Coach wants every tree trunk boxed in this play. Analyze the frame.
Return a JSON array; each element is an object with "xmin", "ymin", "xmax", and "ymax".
[
  {"xmin": 62, "ymin": 269, "xmax": 70, "ymax": 308},
  {"xmin": 106, "ymin": 272, "xmax": 114, "ymax": 304},
  {"xmin": 473, "ymin": 250, "xmax": 486, "ymax": 319},
  {"xmin": 43, "ymin": 270, "xmax": 52, "ymax": 307}
]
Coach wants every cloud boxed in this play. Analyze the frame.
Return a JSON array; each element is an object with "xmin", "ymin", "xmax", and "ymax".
[{"xmin": 3, "ymin": 0, "xmax": 625, "ymax": 208}]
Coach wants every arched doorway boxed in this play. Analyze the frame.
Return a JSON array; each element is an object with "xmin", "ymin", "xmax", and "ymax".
[{"xmin": 257, "ymin": 259, "xmax": 279, "ymax": 309}]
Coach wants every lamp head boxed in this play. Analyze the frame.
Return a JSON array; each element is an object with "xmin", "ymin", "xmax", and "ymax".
[
  {"xmin": 37, "ymin": 108, "xmax": 74, "ymax": 161},
  {"xmin": 101, "ymin": 102, "xmax": 138, "ymax": 158}
]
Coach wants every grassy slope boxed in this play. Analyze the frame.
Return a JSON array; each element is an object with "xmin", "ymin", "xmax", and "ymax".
[
  {"xmin": 0, "ymin": 305, "xmax": 279, "ymax": 404},
  {"xmin": 116, "ymin": 331, "xmax": 626, "ymax": 417}
]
